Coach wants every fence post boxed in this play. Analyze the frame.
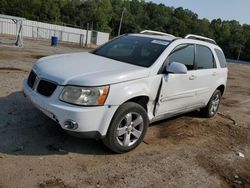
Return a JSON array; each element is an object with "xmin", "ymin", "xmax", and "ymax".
[
  {"xmin": 80, "ymin": 34, "xmax": 84, "ymax": 46},
  {"xmin": 1, "ymin": 21, "xmax": 3, "ymax": 34},
  {"xmin": 32, "ymin": 26, "xmax": 34, "ymax": 39}
]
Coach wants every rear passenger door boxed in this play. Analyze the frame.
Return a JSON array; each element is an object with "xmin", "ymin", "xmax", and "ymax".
[{"xmin": 193, "ymin": 45, "xmax": 218, "ymax": 105}]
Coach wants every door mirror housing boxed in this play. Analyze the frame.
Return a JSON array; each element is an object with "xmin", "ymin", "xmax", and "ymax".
[{"xmin": 166, "ymin": 62, "xmax": 187, "ymax": 74}]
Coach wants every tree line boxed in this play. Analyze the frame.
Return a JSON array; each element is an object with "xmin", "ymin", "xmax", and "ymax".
[{"xmin": 0, "ymin": 0, "xmax": 250, "ymax": 61}]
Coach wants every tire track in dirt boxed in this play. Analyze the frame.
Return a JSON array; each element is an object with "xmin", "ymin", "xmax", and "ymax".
[{"xmin": 0, "ymin": 67, "xmax": 28, "ymax": 73}]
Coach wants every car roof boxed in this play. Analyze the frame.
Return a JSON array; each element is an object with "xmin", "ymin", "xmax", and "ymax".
[{"xmin": 130, "ymin": 30, "xmax": 218, "ymax": 47}]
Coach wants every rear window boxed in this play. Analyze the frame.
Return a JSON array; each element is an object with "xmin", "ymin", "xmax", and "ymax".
[
  {"xmin": 215, "ymin": 49, "xmax": 227, "ymax": 68},
  {"xmin": 92, "ymin": 35, "xmax": 170, "ymax": 67},
  {"xmin": 196, "ymin": 45, "xmax": 215, "ymax": 69}
]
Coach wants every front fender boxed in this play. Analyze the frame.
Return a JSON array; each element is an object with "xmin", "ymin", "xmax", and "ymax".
[{"xmin": 105, "ymin": 76, "xmax": 162, "ymax": 106}]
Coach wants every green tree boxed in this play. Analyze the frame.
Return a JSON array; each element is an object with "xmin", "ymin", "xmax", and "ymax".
[
  {"xmin": 95, "ymin": 0, "xmax": 112, "ymax": 32},
  {"xmin": 0, "ymin": 0, "xmax": 7, "ymax": 14},
  {"xmin": 1, "ymin": 0, "xmax": 250, "ymax": 61}
]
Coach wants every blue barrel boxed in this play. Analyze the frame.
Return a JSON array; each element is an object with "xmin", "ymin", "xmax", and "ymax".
[{"xmin": 51, "ymin": 36, "xmax": 58, "ymax": 46}]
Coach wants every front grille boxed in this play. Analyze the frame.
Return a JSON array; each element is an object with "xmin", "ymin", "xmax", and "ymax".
[
  {"xmin": 27, "ymin": 71, "xmax": 36, "ymax": 88},
  {"xmin": 37, "ymin": 80, "xmax": 57, "ymax": 97}
]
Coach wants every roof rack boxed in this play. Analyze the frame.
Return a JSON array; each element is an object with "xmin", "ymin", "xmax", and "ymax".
[
  {"xmin": 185, "ymin": 34, "xmax": 216, "ymax": 45},
  {"xmin": 140, "ymin": 30, "xmax": 175, "ymax": 38}
]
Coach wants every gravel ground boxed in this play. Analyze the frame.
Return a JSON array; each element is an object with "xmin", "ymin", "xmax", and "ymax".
[{"xmin": 0, "ymin": 38, "xmax": 249, "ymax": 188}]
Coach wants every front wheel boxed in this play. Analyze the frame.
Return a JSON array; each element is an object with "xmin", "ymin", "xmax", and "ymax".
[
  {"xmin": 201, "ymin": 89, "xmax": 221, "ymax": 118},
  {"xmin": 103, "ymin": 102, "xmax": 149, "ymax": 153}
]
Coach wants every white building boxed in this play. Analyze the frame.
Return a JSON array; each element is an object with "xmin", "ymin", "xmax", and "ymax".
[{"xmin": 0, "ymin": 14, "xmax": 110, "ymax": 47}]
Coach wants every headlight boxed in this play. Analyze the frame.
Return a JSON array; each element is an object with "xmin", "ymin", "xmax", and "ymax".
[{"xmin": 59, "ymin": 85, "xmax": 109, "ymax": 106}]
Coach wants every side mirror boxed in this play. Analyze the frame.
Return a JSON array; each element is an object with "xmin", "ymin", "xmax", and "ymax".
[{"xmin": 166, "ymin": 62, "xmax": 187, "ymax": 74}]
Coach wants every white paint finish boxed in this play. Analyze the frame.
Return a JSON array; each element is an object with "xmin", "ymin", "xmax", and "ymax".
[
  {"xmin": 23, "ymin": 33, "xmax": 228, "ymax": 137},
  {"xmin": 155, "ymin": 71, "xmax": 205, "ymax": 115},
  {"xmin": 193, "ymin": 68, "xmax": 221, "ymax": 105},
  {"xmin": 106, "ymin": 75, "xmax": 161, "ymax": 106},
  {"xmin": 34, "ymin": 52, "xmax": 149, "ymax": 86},
  {"xmin": 23, "ymin": 81, "xmax": 118, "ymax": 135}
]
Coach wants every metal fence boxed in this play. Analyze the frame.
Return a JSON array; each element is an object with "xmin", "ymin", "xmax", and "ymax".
[
  {"xmin": 0, "ymin": 18, "xmax": 109, "ymax": 46},
  {"xmin": 227, "ymin": 59, "xmax": 250, "ymax": 66}
]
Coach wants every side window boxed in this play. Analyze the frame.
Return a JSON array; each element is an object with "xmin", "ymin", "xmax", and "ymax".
[
  {"xmin": 215, "ymin": 49, "xmax": 227, "ymax": 68},
  {"xmin": 196, "ymin": 45, "xmax": 215, "ymax": 69},
  {"xmin": 168, "ymin": 44, "xmax": 195, "ymax": 70}
]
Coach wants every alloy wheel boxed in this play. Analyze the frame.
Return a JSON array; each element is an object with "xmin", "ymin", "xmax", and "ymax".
[
  {"xmin": 209, "ymin": 93, "xmax": 220, "ymax": 115},
  {"xmin": 116, "ymin": 112, "xmax": 144, "ymax": 147}
]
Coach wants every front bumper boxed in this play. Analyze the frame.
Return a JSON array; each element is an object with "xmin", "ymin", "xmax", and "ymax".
[{"xmin": 23, "ymin": 79, "xmax": 118, "ymax": 138}]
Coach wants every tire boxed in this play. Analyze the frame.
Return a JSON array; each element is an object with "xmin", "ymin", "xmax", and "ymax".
[
  {"xmin": 200, "ymin": 89, "xmax": 221, "ymax": 118},
  {"xmin": 103, "ymin": 102, "xmax": 149, "ymax": 153}
]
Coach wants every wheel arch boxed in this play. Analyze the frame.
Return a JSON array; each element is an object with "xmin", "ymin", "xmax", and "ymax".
[
  {"xmin": 216, "ymin": 85, "xmax": 225, "ymax": 95},
  {"xmin": 124, "ymin": 96, "xmax": 150, "ymax": 112}
]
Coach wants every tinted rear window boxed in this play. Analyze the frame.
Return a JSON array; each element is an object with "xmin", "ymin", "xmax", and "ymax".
[
  {"xmin": 215, "ymin": 49, "xmax": 227, "ymax": 68},
  {"xmin": 196, "ymin": 45, "xmax": 215, "ymax": 69},
  {"xmin": 92, "ymin": 35, "xmax": 170, "ymax": 67}
]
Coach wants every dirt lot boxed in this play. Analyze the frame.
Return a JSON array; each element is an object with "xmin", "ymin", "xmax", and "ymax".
[{"xmin": 0, "ymin": 39, "xmax": 249, "ymax": 188}]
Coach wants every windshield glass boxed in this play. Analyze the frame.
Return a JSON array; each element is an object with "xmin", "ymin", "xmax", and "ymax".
[{"xmin": 92, "ymin": 35, "xmax": 170, "ymax": 67}]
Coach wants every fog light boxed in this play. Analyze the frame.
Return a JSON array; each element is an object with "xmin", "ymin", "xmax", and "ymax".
[{"xmin": 64, "ymin": 120, "xmax": 78, "ymax": 130}]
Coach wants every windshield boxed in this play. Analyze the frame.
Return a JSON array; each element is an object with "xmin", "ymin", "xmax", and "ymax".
[{"xmin": 92, "ymin": 35, "xmax": 170, "ymax": 67}]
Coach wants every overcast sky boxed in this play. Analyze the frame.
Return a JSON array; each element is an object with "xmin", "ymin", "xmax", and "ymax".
[{"xmin": 150, "ymin": 0, "xmax": 250, "ymax": 24}]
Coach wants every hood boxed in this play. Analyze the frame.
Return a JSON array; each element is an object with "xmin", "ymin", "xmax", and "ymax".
[{"xmin": 33, "ymin": 52, "xmax": 149, "ymax": 86}]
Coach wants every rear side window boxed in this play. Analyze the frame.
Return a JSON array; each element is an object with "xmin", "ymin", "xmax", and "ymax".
[
  {"xmin": 168, "ymin": 44, "xmax": 195, "ymax": 70},
  {"xmin": 196, "ymin": 45, "xmax": 215, "ymax": 69},
  {"xmin": 215, "ymin": 49, "xmax": 227, "ymax": 68}
]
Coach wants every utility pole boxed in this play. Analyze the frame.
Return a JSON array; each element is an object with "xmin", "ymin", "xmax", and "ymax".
[
  {"xmin": 118, "ymin": 8, "xmax": 125, "ymax": 36},
  {"xmin": 237, "ymin": 45, "xmax": 242, "ymax": 61},
  {"xmin": 85, "ymin": 22, "xmax": 89, "ymax": 47}
]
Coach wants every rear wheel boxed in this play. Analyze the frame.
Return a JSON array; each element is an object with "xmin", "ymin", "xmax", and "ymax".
[
  {"xmin": 103, "ymin": 102, "xmax": 149, "ymax": 153},
  {"xmin": 201, "ymin": 89, "xmax": 221, "ymax": 118}
]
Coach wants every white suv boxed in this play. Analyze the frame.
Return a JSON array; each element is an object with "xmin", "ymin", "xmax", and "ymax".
[{"xmin": 23, "ymin": 30, "xmax": 228, "ymax": 153}]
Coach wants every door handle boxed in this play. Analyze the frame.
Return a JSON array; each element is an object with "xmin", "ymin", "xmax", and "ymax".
[
  {"xmin": 212, "ymin": 72, "xmax": 217, "ymax": 76},
  {"xmin": 189, "ymin": 75, "xmax": 196, "ymax": 80}
]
